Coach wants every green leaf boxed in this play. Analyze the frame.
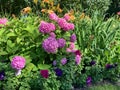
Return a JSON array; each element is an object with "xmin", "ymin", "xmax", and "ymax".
[{"xmin": 37, "ymin": 64, "xmax": 51, "ymax": 70}]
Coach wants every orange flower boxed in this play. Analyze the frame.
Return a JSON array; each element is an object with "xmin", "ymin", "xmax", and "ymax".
[
  {"xmin": 56, "ymin": 4, "xmax": 63, "ymax": 13},
  {"xmin": 43, "ymin": 0, "xmax": 50, "ymax": 3},
  {"xmin": 70, "ymin": 15, "xmax": 75, "ymax": 21},
  {"xmin": 80, "ymin": 13, "xmax": 85, "ymax": 19},
  {"xmin": 41, "ymin": 9, "xmax": 47, "ymax": 13},
  {"xmin": 21, "ymin": 7, "xmax": 31, "ymax": 14},
  {"xmin": 47, "ymin": 10, "xmax": 54, "ymax": 14}
]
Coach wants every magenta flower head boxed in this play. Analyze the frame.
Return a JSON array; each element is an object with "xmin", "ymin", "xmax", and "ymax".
[
  {"xmin": 11, "ymin": 56, "xmax": 26, "ymax": 76},
  {"xmin": 64, "ymin": 13, "xmax": 70, "ymax": 21},
  {"xmin": 66, "ymin": 42, "xmax": 76, "ymax": 53},
  {"xmin": 57, "ymin": 18, "xmax": 67, "ymax": 29},
  {"xmin": 63, "ymin": 23, "xmax": 74, "ymax": 31},
  {"xmin": 40, "ymin": 70, "xmax": 49, "ymax": 79},
  {"xmin": 42, "ymin": 37, "xmax": 58, "ymax": 53},
  {"xmin": 74, "ymin": 50, "xmax": 82, "ymax": 56},
  {"xmin": 117, "ymin": 11, "xmax": 120, "ymax": 15},
  {"xmin": 49, "ymin": 32, "xmax": 56, "ymax": 38},
  {"xmin": 39, "ymin": 21, "xmax": 55, "ymax": 34},
  {"xmin": 75, "ymin": 55, "xmax": 81, "ymax": 65},
  {"xmin": 49, "ymin": 12, "xmax": 58, "ymax": 21},
  {"xmin": 57, "ymin": 38, "xmax": 66, "ymax": 48},
  {"xmin": 61, "ymin": 58, "xmax": 67, "ymax": 65},
  {"xmin": 0, "ymin": 71, "xmax": 5, "ymax": 81},
  {"xmin": 70, "ymin": 33, "xmax": 76, "ymax": 42},
  {"xmin": 0, "ymin": 18, "xmax": 8, "ymax": 25},
  {"xmin": 86, "ymin": 76, "xmax": 92, "ymax": 86}
]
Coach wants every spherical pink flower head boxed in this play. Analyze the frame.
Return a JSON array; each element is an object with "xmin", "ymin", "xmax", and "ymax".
[
  {"xmin": 49, "ymin": 32, "xmax": 56, "ymax": 38},
  {"xmin": 42, "ymin": 37, "xmax": 58, "ymax": 53},
  {"xmin": 64, "ymin": 13, "xmax": 70, "ymax": 21},
  {"xmin": 11, "ymin": 56, "xmax": 26, "ymax": 70},
  {"xmin": 57, "ymin": 38, "xmax": 66, "ymax": 48},
  {"xmin": 66, "ymin": 42, "xmax": 76, "ymax": 52},
  {"xmin": 68, "ymin": 23, "xmax": 74, "ymax": 30},
  {"xmin": 39, "ymin": 21, "xmax": 51, "ymax": 34},
  {"xmin": 49, "ymin": 23, "xmax": 56, "ymax": 32},
  {"xmin": 49, "ymin": 12, "xmax": 59, "ymax": 21},
  {"xmin": 75, "ymin": 55, "xmax": 81, "ymax": 65},
  {"xmin": 61, "ymin": 58, "xmax": 67, "ymax": 65},
  {"xmin": 70, "ymin": 33, "xmax": 76, "ymax": 42},
  {"xmin": 57, "ymin": 18, "xmax": 67, "ymax": 29}
]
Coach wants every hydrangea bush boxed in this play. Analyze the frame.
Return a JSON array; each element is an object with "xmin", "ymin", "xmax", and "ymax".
[{"xmin": 0, "ymin": 9, "xmax": 120, "ymax": 90}]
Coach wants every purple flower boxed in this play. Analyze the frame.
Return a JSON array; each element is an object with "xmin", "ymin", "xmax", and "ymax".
[
  {"xmin": 75, "ymin": 55, "xmax": 81, "ymax": 65},
  {"xmin": 54, "ymin": 68, "xmax": 63, "ymax": 76},
  {"xmin": 53, "ymin": 60, "xmax": 57, "ymax": 66},
  {"xmin": 90, "ymin": 60, "xmax": 96, "ymax": 66},
  {"xmin": 11, "ymin": 56, "xmax": 26, "ymax": 70},
  {"xmin": 61, "ymin": 58, "xmax": 67, "ymax": 65},
  {"xmin": 49, "ymin": 13, "xmax": 58, "ymax": 21},
  {"xmin": 42, "ymin": 37, "xmax": 58, "ymax": 53},
  {"xmin": 57, "ymin": 38, "xmax": 66, "ymax": 48},
  {"xmin": 86, "ymin": 77, "xmax": 92, "ymax": 86},
  {"xmin": 106, "ymin": 64, "xmax": 114, "ymax": 69},
  {"xmin": 40, "ymin": 70, "xmax": 49, "ymax": 79},
  {"xmin": 49, "ymin": 32, "xmax": 56, "ymax": 38},
  {"xmin": 39, "ymin": 21, "xmax": 55, "ymax": 34},
  {"xmin": 57, "ymin": 18, "xmax": 67, "ymax": 29},
  {"xmin": 0, "ymin": 71, "xmax": 5, "ymax": 80},
  {"xmin": 70, "ymin": 33, "xmax": 76, "ymax": 42}
]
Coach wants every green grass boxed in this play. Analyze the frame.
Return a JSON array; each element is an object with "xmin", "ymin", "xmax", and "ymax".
[{"xmin": 88, "ymin": 83, "xmax": 120, "ymax": 90}]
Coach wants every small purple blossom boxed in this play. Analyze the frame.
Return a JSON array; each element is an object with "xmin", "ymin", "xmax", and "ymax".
[
  {"xmin": 70, "ymin": 33, "xmax": 76, "ymax": 42},
  {"xmin": 61, "ymin": 58, "xmax": 67, "ymax": 65},
  {"xmin": 86, "ymin": 77, "xmax": 92, "ymax": 86},
  {"xmin": 53, "ymin": 60, "xmax": 57, "ymax": 66},
  {"xmin": 57, "ymin": 38, "xmax": 66, "ymax": 48},
  {"xmin": 54, "ymin": 68, "xmax": 63, "ymax": 77},
  {"xmin": 90, "ymin": 60, "xmax": 96, "ymax": 66},
  {"xmin": 0, "ymin": 71, "xmax": 5, "ymax": 80},
  {"xmin": 42, "ymin": 37, "xmax": 58, "ymax": 53},
  {"xmin": 106, "ymin": 64, "xmax": 114, "ymax": 69}
]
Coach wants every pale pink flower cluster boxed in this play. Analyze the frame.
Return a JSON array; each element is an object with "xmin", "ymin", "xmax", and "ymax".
[
  {"xmin": 64, "ymin": 14, "xmax": 70, "ymax": 21},
  {"xmin": 0, "ymin": 18, "xmax": 8, "ymax": 25}
]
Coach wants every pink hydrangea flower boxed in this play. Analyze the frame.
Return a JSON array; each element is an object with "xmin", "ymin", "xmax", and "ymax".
[
  {"xmin": 39, "ymin": 21, "xmax": 55, "ymax": 34},
  {"xmin": 70, "ymin": 33, "xmax": 76, "ymax": 42},
  {"xmin": 64, "ymin": 14, "xmax": 70, "ymax": 21},
  {"xmin": 57, "ymin": 38, "xmax": 66, "ymax": 48},
  {"xmin": 42, "ymin": 37, "xmax": 58, "ymax": 53},
  {"xmin": 57, "ymin": 18, "xmax": 67, "ymax": 28},
  {"xmin": 75, "ymin": 55, "xmax": 81, "ymax": 65},
  {"xmin": 0, "ymin": 18, "xmax": 8, "ymax": 25},
  {"xmin": 11, "ymin": 56, "xmax": 26, "ymax": 70},
  {"xmin": 61, "ymin": 58, "xmax": 67, "ymax": 65},
  {"xmin": 66, "ymin": 42, "xmax": 76, "ymax": 52},
  {"xmin": 49, "ymin": 32, "xmax": 56, "ymax": 38},
  {"xmin": 49, "ymin": 13, "xmax": 59, "ymax": 21}
]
